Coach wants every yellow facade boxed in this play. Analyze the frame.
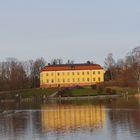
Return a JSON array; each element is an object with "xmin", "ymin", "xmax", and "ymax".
[{"xmin": 40, "ymin": 65, "xmax": 104, "ymax": 88}]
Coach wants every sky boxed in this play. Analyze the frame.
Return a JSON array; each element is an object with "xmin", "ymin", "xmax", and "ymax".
[{"xmin": 0, "ymin": 0, "xmax": 140, "ymax": 65}]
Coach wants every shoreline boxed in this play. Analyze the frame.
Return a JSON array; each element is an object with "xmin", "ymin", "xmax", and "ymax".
[
  {"xmin": 0, "ymin": 87, "xmax": 139, "ymax": 102},
  {"xmin": 47, "ymin": 94, "xmax": 122, "ymax": 101},
  {"xmin": 0, "ymin": 94, "xmax": 122, "ymax": 103}
]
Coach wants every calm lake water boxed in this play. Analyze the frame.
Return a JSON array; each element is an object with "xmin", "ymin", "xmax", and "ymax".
[{"xmin": 0, "ymin": 96, "xmax": 140, "ymax": 140}]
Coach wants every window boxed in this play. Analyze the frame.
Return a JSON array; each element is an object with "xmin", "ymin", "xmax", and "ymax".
[
  {"xmin": 77, "ymin": 72, "xmax": 79, "ymax": 75},
  {"xmin": 73, "ymin": 78, "xmax": 75, "ymax": 82},
  {"xmin": 46, "ymin": 79, "xmax": 49, "ymax": 83},
  {"xmin": 57, "ymin": 73, "xmax": 60, "ymax": 76},
  {"xmin": 93, "ymin": 71, "xmax": 95, "ymax": 74},
  {"xmin": 82, "ymin": 78, "xmax": 85, "ymax": 82},
  {"xmin": 51, "ymin": 79, "xmax": 54, "ymax": 83},
  {"xmin": 82, "ymin": 72, "xmax": 84, "ymax": 75},
  {"xmin": 67, "ymin": 79, "xmax": 70, "ymax": 82},
  {"xmin": 98, "ymin": 71, "xmax": 100, "ymax": 74},
  {"xmin": 72, "ymin": 72, "xmax": 74, "ymax": 75},
  {"xmin": 57, "ymin": 79, "xmax": 60, "ymax": 82},
  {"xmin": 67, "ymin": 72, "xmax": 69, "ymax": 75},
  {"xmin": 77, "ymin": 78, "xmax": 80, "ymax": 82},
  {"xmin": 63, "ymin": 79, "xmax": 65, "ymax": 83},
  {"xmin": 46, "ymin": 73, "xmax": 49, "ymax": 76},
  {"xmin": 62, "ymin": 72, "xmax": 65, "ymax": 75},
  {"xmin": 93, "ymin": 78, "xmax": 95, "ymax": 81},
  {"xmin": 51, "ymin": 73, "xmax": 53, "ymax": 76},
  {"xmin": 98, "ymin": 77, "xmax": 101, "ymax": 82},
  {"xmin": 87, "ymin": 72, "xmax": 89, "ymax": 74},
  {"xmin": 87, "ymin": 78, "xmax": 89, "ymax": 81}
]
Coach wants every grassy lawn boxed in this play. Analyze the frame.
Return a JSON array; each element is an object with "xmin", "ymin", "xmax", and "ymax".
[
  {"xmin": 107, "ymin": 86, "xmax": 138, "ymax": 95},
  {"xmin": 69, "ymin": 87, "xmax": 117, "ymax": 97},
  {"xmin": 0, "ymin": 86, "xmax": 138, "ymax": 100},
  {"xmin": 20, "ymin": 88, "xmax": 58, "ymax": 98},
  {"xmin": 0, "ymin": 88, "xmax": 58, "ymax": 99},
  {"xmin": 70, "ymin": 87, "xmax": 98, "ymax": 97},
  {"xmin": 67, "ymin": 86, "xmax": 138, "ymax": 97}
]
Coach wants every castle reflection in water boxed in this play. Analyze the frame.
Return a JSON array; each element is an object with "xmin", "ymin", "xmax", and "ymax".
[{"xmin": 41, "ymin": 104, "xmax": 106, "ymax": 132}]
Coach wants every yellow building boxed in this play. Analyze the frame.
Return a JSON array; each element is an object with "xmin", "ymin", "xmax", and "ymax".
[
  {"xmin": 40, "ymin": 63, "xmax": 104, "ymax": 88},
  {"xmin": 41, "ymin": 104, "xmax": 106, "ymax": 132}
]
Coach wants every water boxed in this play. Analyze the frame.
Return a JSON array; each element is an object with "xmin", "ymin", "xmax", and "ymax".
[{"xmin": 0, "ymin": 96, "xmax": 140, "ymax": 140}]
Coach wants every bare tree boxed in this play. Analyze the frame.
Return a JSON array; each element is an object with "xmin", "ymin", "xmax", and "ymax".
[
  {"xmin": 129, "ymin": 46, "xmax": 140, "ymax": 92},
  {"xmin": 31, "ymin": 58, "xmax": 46, "ymax": 87},
  {"xmin": 0, "ymin": 57, "xmax": 47, "ymax": 91},
  {"xmin": 0, "ymin": 58, "xmax": 29, "ymax": 90},
  {"xmin": 104, "ymin": 53, "xmax": 116, "ymax": 80},
  {"xmin": 116, "ymin": 59, "xmax": 125, "ymax": 69}
]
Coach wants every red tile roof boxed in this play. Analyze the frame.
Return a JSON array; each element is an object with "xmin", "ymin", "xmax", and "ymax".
[{"xmin": 41, "ymin": 64, "xmax": 103, "ymax": 71}]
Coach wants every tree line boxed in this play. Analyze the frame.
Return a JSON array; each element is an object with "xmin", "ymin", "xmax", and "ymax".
[
  {"xmin": 0, "ymin": 46, "xmax": 140, "ymax": 91},
  {"xmin": 104, "ymin": 46, "xmax": 140, "ymax": 92},
  {"xmin": 0, "ymin": 58, "xmax": 46, "ymax": 91}
]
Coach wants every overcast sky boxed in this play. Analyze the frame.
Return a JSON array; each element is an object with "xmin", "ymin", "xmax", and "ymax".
[{"xmin": 0, "ymin": 0, "xmax": 140, "ymax": 65}]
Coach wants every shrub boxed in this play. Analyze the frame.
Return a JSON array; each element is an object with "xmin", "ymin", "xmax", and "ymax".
[
  {"xmin": 97, "ymin": 87, "xmax": 104, "ymax": 94},
  {"xmin": 57, "ymin": 88, "xmax": 72, "ymax": 97},
  {"xmin": 111, "ymin": 89, "xmax": 117, "ymax": 94},
  {"xmin": 105, "ymin": 88, "xmax": 116, "ymax": 95},
  {"xmin": 91, "ymin": 85, "xmax": 97, "ymax": 89},
  {"xmin": 105, "ymin": 88, "xmax": 112, "ymax": 94}
]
